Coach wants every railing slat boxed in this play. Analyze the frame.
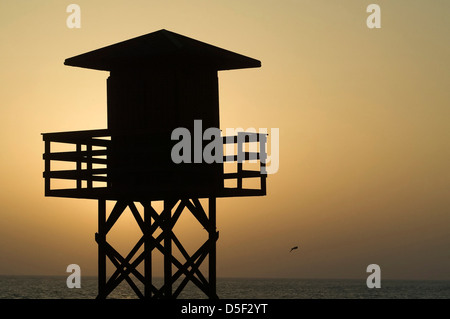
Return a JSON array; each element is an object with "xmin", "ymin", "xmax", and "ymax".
[
  {"xmin": 44, "ymin": 152, "xmax": 108, "ymax": 164},
  {"xmin": 44, "ymin": 169, "xmax": 108, "ymax": 181},
  {"xmin": 223, "ymin": 171, "xmax": 262, "ymax": 179},
  {"xmin": 222, "ymin": 132, "xmax": 267, "ymax": 144},
  {"xmin": 42, "ymin": 129, "xmax": 110, "ymax": 140},
  {"xmin": 223, "ymin": 152, "xmax": 260, "ymax": 162},
  {"xmin": 44, "ymin": 150, "xmax": 108, "ymax": 161}
]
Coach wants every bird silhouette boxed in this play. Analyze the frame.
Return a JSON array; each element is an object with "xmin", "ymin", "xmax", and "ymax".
[{"xmin": 290, "ymin": 246, "xmax": 298, "ymax": 252}]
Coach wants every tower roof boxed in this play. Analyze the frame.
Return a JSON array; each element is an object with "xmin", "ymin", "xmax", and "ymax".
[{"xmin": 64, "ymin": 29, "xmax": 261, "ymax": 71}]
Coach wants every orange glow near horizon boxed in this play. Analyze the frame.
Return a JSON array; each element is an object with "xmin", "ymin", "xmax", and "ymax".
[{"xmin": 0, "ymin": 0, "xmax": 449, "ymax": 281}]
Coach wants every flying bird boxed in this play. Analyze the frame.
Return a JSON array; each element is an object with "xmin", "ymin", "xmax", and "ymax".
[{"xmin": 290, "ymin": 246, "xmax": 298, "ymax": 252}]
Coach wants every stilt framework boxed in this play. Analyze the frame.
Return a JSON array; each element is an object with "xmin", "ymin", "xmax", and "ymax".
[{"xmin": 96, "ymin": 197, "xmax": 218, "ymax": 299}]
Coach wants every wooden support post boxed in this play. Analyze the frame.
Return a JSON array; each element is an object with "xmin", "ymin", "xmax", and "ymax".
[
  {"xmin": 260, "ymin": 133, "xmax": 268, "ymax": 194},
  {"xmin": 237, "ymin": 133, "xmax": 244, "ymax": 190},
  {"xmin": 76, "ymin": 143, "xmax": 82, "ymax": 189},
  {"xmin": 97, "ymin": 199, "xmax": 106, "ymax": 299},
  {"xmin": 237, "ymin": 163, "xmax": 243, "ymax": 189},
  {"xmin": 86, "ymin": 141, "xmax": 93, "ymax": 189},
  {"xmin": 44, "ymin": 140, "xmax": 50, "ymax": 194},
  {"xmin": 209, "ymin": 197, "xmax": 217, "ymax": 299},
  {"xmin": 144, "ymin": 201, "xmax": 152, "ymax": 299},
  {"xmin": 164, "ymin": 200, "xmax": 172, "ymax": 299},
  {"xmin": 261, "ymin": 175, "xmax": 267, "ymax": 194}
]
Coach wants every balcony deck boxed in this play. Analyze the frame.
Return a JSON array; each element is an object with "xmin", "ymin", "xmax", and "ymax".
[{"xmin": 42, "ymin": 129, "xmax": 267, "ymax": 201}]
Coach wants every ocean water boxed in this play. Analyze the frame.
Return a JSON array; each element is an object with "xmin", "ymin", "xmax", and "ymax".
[{"xmin": 0, "ymin": 276, "xmax": 449, "ymax": 299}]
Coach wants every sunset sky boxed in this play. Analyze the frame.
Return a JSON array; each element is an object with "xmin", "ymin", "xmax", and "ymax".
[{"xmin": 0, "ymin": 0, "xmax": 449, "ymax": 281}]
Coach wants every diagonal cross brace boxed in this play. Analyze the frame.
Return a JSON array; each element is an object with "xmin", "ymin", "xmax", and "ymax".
[{"xmin": 96, "ymin": 198, "xmax": 218, "ymax": 299}]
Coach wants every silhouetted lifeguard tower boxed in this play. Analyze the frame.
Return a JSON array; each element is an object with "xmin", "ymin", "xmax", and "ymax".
[{"xmin": 42, "ymin": 29, "xmax": 267, "ymax": 299}]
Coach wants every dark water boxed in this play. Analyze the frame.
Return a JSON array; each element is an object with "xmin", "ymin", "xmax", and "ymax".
[{"xmin": 0, "ymin": 276, "xmax": 449, "ymax": 299}]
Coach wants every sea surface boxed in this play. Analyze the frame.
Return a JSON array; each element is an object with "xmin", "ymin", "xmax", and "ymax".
[{"xmin": 0, "ymin": 276, "xmax": 449, "ymax": 299}]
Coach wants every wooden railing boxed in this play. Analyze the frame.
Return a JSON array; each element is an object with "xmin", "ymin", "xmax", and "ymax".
[
  {"xmin": 43, "ymin": 129, "xmax": 110, "ymax": 195},
  {"xmin": 42, "ymin": 129, "xmax": 267, "ymax": 198},
  {"xmin": 222, "ymin": 132, "xmax": 267, "ymax": 194}
]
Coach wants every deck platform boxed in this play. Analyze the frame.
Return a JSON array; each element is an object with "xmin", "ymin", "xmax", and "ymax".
[{"xmin": 43, "ymin": 128, "xmax": 267, "ymax": 201}]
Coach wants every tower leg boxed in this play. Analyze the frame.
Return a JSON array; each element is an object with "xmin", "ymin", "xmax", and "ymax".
[
  {"xmin": 144, "ymin": 201, "xmax": 152, "ymax": 299},
  {"xmin": 97, "ymin": 199, "xmax": 106, "ymax": 299},
  {"xmin": 163, "ymin": 200, "xmax": 173, "ymax": 299},
  {"xmin": 209, "ymin": 197, "xmax": 217, "ymax": 299}
]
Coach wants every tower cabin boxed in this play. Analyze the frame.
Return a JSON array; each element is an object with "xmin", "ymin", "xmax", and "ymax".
[{"xmin": 43, "ymin": 29, "xmax": 267, "ymax": 201}]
